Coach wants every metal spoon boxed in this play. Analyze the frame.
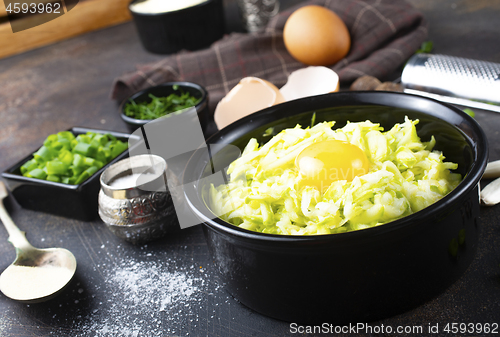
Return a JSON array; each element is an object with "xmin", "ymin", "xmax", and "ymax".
[{"xmin": 0, "ymin": 181, "xmax": 77, "ymax": 303}]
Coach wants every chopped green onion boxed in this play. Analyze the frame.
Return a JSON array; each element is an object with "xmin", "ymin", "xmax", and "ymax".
[
  {"xmin": 96, "ymin": 148, "xmax": 110, "ymax": 162},
  {"xmin": 110, "ymin": 141, "xmax": 127, "ymax": 159},
  {"xmin": 46, "ymin": 175, "xmax": 61, "ymax": 183},
  {"xmin": 20, "ymin": 159, "xmax": 38, "ymax": 175},
  {"xmin": 46, "ymin": 161, "xmax": 68, "ymax": 175},
  {"xmin": 33, "ymin": 146, "xmax": 53, "ymax": 163},
  {"xmin": 20, "ymin": 131, "xmax": 128, "ymax": 185},
  {"xmin": 43, "ymin": 134, "xmax": 57, "ymax": 147},
  {"xmin": 76, "ymin": 134, "xmax": 91, "ymax": 144},
  {"xmin": 55, "ymin": 138, "xmax": 71, "ymax": 150},
  {"xmin": 57, "ymin": 131, "xmax": 75, "ymax": 141},
  {"xmin": 91, "ymin": 134, "xmax": 108, "ymax": 147},
  {"xmin": 27, "ymin": 168, "xmax": 47, "ymax": 180},
  {"xmin": 73, "ymin": 142, "xmax": 97, "ymax": 157},
  {"xmin": 70, "ymin": 166, "xmax": 84, "ymax": 177},
  {"xmin": 58, "ymin": 150, "xmax": 73, "ymax": 166},
  {"xmin": 75, "ymin": 166, "xmax": 99, "ymax": 185}
]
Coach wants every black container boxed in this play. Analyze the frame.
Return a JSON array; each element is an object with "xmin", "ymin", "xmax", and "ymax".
[
  {"xmin": 183, "ymin": 92, "xmax": 488, "ymax": 323},
  {"xmin": 2, "ymin": 128, "xmax": 135, "ymax": 221},
  {"xmin": 120, "ymin": 81, "xmax": 213, "ymax": 138},
  {"xmin": 129, "ymin": 0, "xmax": 225, "ymax": 54}
]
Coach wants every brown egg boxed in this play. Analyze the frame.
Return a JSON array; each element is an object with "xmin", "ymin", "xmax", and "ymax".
[{"xmin": 283, "ymin": 5, "xmax": 351, "ymax": 66}]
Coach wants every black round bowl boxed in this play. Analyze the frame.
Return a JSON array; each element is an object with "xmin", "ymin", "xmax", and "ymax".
[
  {"xmin": 129, "ymin": 0, "xmax": 225, "ymax": 54},
  {"xmin": 183, "ymin": 91, "xmax": 488, "ymax": 324},
  {"xmin": 120, "ymin": 81, "xmax": 212, "ymax": 137}
]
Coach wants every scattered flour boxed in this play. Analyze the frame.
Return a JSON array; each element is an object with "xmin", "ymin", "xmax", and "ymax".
[
  {"xmin": 0, "ymin": 314, "xmax": 6, "ymax": 336},
  {"xmin": 76, "ymin": 257, "xmax": 205, "ymax": 337}
]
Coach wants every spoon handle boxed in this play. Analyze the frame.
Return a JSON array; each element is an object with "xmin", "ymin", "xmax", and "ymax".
[{"xmin": 0, "ymin": 182, "xmax": 33, "ymax": 251}]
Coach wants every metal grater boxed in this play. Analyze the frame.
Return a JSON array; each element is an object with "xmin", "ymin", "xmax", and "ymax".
[{"xmin": 401, "ymin": 53, "xmax": 500, "ymax": 112}]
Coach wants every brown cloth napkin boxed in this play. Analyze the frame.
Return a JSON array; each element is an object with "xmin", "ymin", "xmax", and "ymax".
[{"xmin": 111, "ymin": 0, "xmax": 428, "ymax": 111}]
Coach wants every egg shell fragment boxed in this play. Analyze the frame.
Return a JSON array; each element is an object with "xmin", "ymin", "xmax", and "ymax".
[
  {"xmin": 214, "ymin": 77, "xmax": 285, "ymax": 130},
  {"xmin": 280, "ymin": 66, "xmax": 339, "ymax": 101}
]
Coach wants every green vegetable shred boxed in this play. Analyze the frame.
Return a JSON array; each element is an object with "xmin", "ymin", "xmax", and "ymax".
[
  {"xmin": 463, "ymin": 108, "xmax": 475, "ymax": 118},
  {"xmin": 209, "ymin": 118, "xmax": 462, "ymax": 235}
]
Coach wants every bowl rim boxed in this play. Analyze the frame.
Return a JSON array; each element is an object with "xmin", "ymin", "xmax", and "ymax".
[
  {"xmin": 119, "ymin": 81, "xmax": 209, "ymax": 126},
  {"xmin": 183, "ymin": 91, "xmax": 489, "ymax": 243},
  {"xmin": 1, "ymin": 127, "xmax": 137, "ymax": 191},
  {"xmin": 128, "ymin": 0, "xmax": 218, "ymax": 16},
  {"xmin": 100, "ymin": 153, "xmax": 167, "ymax": 197}
]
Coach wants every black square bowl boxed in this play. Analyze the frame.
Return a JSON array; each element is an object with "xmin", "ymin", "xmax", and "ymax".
[{"xmin": 2, "ymin": 127, "xmax": 136, "ymax": 221}]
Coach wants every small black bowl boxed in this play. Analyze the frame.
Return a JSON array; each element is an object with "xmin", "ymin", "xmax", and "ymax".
[
  {"xmin": 1, "ymin": 127, "xmax": 135, "ymax": 221},
  {"xmin": 129, "ymin": 0, "xmax": 225, "ymax": 54},
  {"xmin": 183, "ymin": 91, "xmax": 488, "ymax": 324},
  {"xmin": 120, "ymin": 82, "xmax": 212, "ymax": 138}
]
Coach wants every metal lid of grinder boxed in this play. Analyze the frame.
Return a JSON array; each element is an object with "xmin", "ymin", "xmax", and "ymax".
[{"xmin": 402, "ymin": 53, "xmax": 500, "ymax": 104}]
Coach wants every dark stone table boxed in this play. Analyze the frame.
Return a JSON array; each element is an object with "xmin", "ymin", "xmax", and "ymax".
[{"xmin": 0, "ymin": 0, "xmax": 499, "ymax": 336}]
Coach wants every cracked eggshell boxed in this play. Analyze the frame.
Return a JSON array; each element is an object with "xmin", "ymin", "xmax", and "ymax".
[
  {"xmin": 279, "ymin": 66, "xmax": 339, "ymax": 101},
  {"xmin": 214, "ymin": 77, "xmax": 285, "ymax": 130}
]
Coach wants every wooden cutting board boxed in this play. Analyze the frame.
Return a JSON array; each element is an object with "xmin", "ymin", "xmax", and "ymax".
[{"xmin": 0, "ymin": 0, "xmax": 132, "ymax": 59}]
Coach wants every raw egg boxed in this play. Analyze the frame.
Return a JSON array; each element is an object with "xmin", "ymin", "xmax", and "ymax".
[
  {"xmin": 296, "ymin": 140, "xmax": 369, "ymax": 191},
  {"xmin": 214, "ymin": 77, "xmax": 285, "ymax": 129},
  {"xmin": 283, "ymin": 5, "xmax": 351, "ymax": 66}
]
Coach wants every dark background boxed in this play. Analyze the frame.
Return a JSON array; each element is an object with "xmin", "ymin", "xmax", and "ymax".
[{"xmin": 0, "ymin": 0, "xmax": 499, "ymax": 336}]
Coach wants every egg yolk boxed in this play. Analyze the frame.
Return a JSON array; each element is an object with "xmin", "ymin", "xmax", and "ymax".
[{"xmin": 296, "ymin": 140, "xmax": 370, "ymax": 191}]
